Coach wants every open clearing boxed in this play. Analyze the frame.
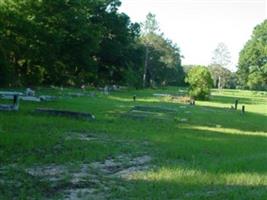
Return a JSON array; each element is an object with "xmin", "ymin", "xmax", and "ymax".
[{"xmin": 0, "ymin": 87, "xmax": 266, "ymax": 199}]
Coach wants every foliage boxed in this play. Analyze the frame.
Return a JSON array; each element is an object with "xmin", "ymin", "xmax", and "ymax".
[
  {"xmin": 208, "ymin": 64, "xmax": 236, "ymax": 89},
  {"xmin": 237, "ymin": 19, "xmax": 267, "ymax": 90},
  {"xmin": 0, "ymin": 4, "xmax": 184, "ymax": 88},
  {"xmin": 211, "ymin": 42, "xmax": 231, "ymax": 67},
  {"xmin": 141, "ymin": 12, "xmax": 160, "ymax": 35},
  {"xmin": 141, "ymin": 13, "xmax": 184, "ymax": 88},
  {"xmin": 0, "ymin": 0, "xmax": 142, "ymax": 87},
  {"xmin": 185, "ymin": 66, "xmax": 213, "ymax": 100}
]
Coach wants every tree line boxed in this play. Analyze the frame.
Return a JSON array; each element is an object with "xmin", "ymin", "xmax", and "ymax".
[
  {"xmin": 0, "ymin": 0, "xmax": 266, "ymax": 91},
  {"xmin": 0, "ymin": 0, "xmax": 184, "ymax": 88}
]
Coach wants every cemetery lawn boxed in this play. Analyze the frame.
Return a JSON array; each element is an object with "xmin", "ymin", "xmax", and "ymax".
[{"xmin": 0, "ymin": 87, "xmax": 266, "ymax": 200}]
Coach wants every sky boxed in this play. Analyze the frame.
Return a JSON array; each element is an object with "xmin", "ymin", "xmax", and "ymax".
[{"xmin": 119, "ymin": 0, "xmax": 267, "ymax": 71}]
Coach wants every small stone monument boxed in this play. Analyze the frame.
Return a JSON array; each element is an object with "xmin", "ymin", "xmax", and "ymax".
[
  {"xmin": 26, "ymin": 88, "xmax": 35, "ymax": 96},
  {"xmin": 241, "ymin": 105, "xmax": 245, "ymax": 114},
  {"xmin": 190, "ymin": 99, "xmax": 195, "ymax": 105},
  {"xmin": 104, "ymin": 86, "xmax": 109, "ymax": 95}
]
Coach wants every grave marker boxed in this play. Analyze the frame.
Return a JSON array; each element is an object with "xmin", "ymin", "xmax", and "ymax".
[{"xmin": 242, "ymin": 105, "xmax": 245, "ymax": 114}]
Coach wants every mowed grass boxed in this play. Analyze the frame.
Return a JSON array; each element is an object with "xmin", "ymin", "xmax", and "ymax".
[{"xmin": 0, "ymin": 87, "xmax": 266, "ymax": 199}]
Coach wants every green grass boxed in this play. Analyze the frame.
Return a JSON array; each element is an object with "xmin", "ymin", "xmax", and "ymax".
[{"xmin": 0, "ymin": 87, "xmax": 266, "ymax": 199}]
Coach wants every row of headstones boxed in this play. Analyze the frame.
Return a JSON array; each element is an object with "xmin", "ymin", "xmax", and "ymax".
[
  {"xmin": 133, "ymin": 95, "xmax": 245, "ymax": 114},
  {"xmin": 0, "ymin": 88, "xmax": 54, "ymax": 111},
  {"xmin": 0, "ymin": 94, "xmax": 95, "ymax": 120},
  {"xmin": 0, "ymin": 88, "xmax": 56, "ymax": 102}
]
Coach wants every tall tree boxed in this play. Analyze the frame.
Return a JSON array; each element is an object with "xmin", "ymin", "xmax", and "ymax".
[
  {"xmin": 237, "ymin": 20, "xmax": 267, "ymax": 90},
  {"xmin": 211, "ymin": 43, "xmax": 232, "ymax": 88},
  {"xmin": 0, "ymin": 0, "xmax": 142, "ymax": 87},
  {"xmin": 211, "ymin": 43, "xmax": 231, "ymax": 67},
  {"xmin": 141, "ymin": 13, "xmax": 160, "ymax": 87},
  {"xmin": 0, "ymin": 0, "xmax": 106, "ymax": 86},
  {"xmin": 94, "ymin": 0, "xmax": 142, "ymax": 86},
  {"xmin": 141, "ymin": 13, "xmax": 183, "ymax": 87}
]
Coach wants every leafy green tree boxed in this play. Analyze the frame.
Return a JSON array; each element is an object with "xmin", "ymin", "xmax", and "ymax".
[
  {"xmin": 0, "ymin": 0, "xmax": 143, "ymax": 87},
  {"xmin": 0, "ymin": 0, "xmax": 106, "ymax": 86},
  {"xmin": 185, "ymin": 66, "xmax": 213, "ymax": 100},
  {"xmin": 237, "ymin": 20, "xmax": 267, "ymax": 90},
  {"xmin": 141, "ymin": 13, "xmax": 183, "ymax": 87},
  {"xmin": 94, "ymin": 1, "xmax": 142, "ymax": 86}
]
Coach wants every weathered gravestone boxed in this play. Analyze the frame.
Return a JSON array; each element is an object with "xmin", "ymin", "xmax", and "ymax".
[
  {"xmin": 25, "ymin": 88, "xmax": 35, "ymax": 96},
  {"xmin": 242, "ymin": 105, "xmax": 245, "ymax": 114}
]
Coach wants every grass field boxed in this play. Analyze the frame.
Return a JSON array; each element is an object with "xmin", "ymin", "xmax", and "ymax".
[{"xmin": 0, "ymin": 87, "xmax": 266, "ymax": 199}]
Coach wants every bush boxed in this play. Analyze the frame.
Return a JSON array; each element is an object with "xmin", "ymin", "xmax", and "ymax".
[{"xmin": 185, "ymin": 66, "xmax": 213, "ymax": 100}]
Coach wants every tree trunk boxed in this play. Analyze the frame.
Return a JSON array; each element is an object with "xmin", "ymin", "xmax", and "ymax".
[
  {"xmin": 218, "ymin": 76, "xmax": 221, "ymax": 89},
  {"xmin": 143, "ymin": 46, "xmax": 149, "ymax": 88}
]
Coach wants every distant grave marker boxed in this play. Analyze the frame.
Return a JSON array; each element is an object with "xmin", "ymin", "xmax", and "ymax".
[
  {"xmin": 242, "ymin": 105, "xmax": 245, "ymax": 114},
  {"xmin": 190, "ymin": 99, "xmax": 195, "ymax": 105},
  {"xmin": 25, "ymin": 88, "xmax": 35, "ymax": 96}
]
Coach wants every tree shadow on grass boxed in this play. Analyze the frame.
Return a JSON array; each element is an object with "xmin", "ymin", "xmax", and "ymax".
[
  {"xmin": 209, "ymin": 95, "xmax": 255, "ymax": 105},
  {"xmin": 114, "ymin": 178, "xmax": 267, "ymax": 199},
  {"xmin": 110, "ymin": 127, "xmax": 267, "ymax": 199},
  {"xmin": 186, "ymin": 104, "xmax": 267, "ymax": 132}
]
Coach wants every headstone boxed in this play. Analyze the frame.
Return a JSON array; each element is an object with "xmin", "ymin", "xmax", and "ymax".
[
  {"xmin": 13, "ymin": 95, "xmax": 20, "ymax": 110},
  {"xmin": 234, "ymin": 100, "xmax": 238, "ymax": 110},
  {"xmin": 26, "ymin": 88, "xmax": 35, "ymax": 96},
  {"xmin": 242, "ymin": 105, "xmax": 245, "ymax": 114},
  {"xmin": 190, "ymin": 99, "xmax": 195, "ymax": 105},
  {"xmin": 112, "ymin": 85, "xmax": 118, "ymax": 91},
  {"xmin": 104, "ymin": 86, "xmax": 109, "ymax": 95}
]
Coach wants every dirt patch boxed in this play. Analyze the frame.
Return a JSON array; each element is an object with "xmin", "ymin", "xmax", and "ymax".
[
  {"xmin": 91, "ymin": 155, "xmax": 152, "ymax": 179},
  {"xmin": 26, "ymin": 164, "xmax": 67, "ymax": 182},
  {"xmin": 25, "ymin": 154, "xmax": 152, "ymax": 199}
]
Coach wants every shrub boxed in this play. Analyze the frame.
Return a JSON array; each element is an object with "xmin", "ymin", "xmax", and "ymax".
[{"xmin": 185, "ymin": 66, "xmax": 213, "ymax": 100}]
